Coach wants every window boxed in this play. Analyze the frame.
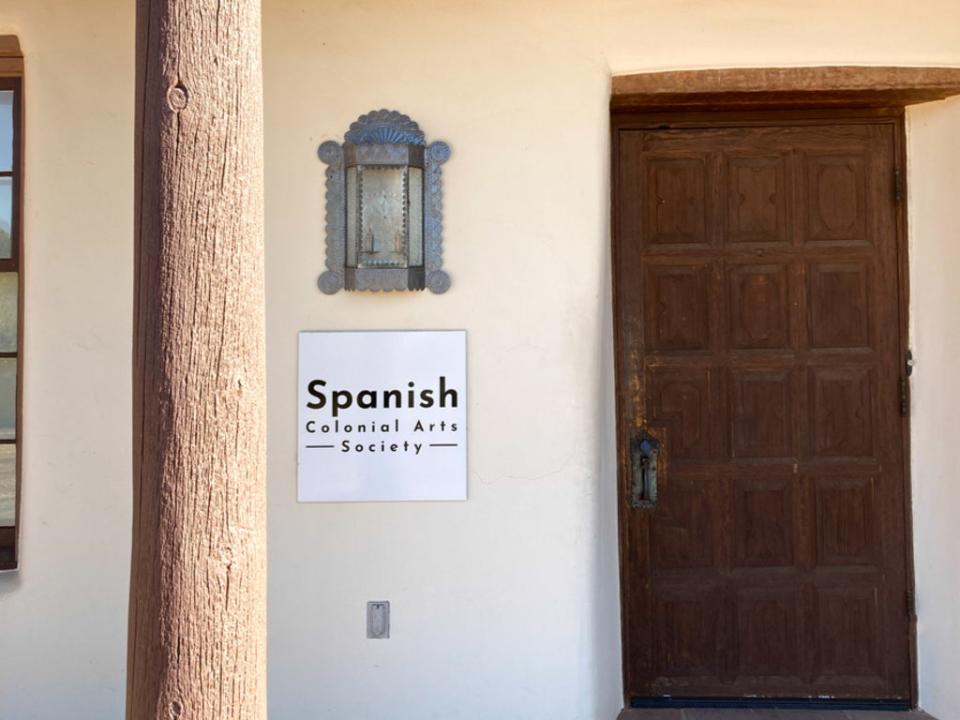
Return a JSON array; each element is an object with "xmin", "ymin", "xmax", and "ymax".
[{"xmin": 0, "ymin": 59, "xmax": 21, "ymax": 570}]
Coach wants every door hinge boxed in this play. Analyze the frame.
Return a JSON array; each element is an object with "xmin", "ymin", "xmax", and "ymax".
[
  {"xmin": 894, "ymin": 167, "xmax": 904, "ymax": 203},
  {"xmin": 906, "ymin": 589, "xmax": 916, "ymax": 619},
  {"xmin": 900, "ymin": 350, "xmax": 914, "ymax": 417}
]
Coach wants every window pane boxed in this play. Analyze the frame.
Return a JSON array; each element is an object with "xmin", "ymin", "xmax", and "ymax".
[
  {"xmin": 0, "ymin": 90, "xmax": 11, "ymax": 172},
  {"xmin": 0, "ymin": 176, "xmax": 10, "ymax": 258},
  {"xmin": 0, "ymin": 358, "xmax": 14, "ymax": 440},
  {"xmin": 0, "ymin": 444, "xmax": 14, "ymax": 526},
  {"xmin": 0, "ymin": 273, "xmax": 17, "ymax": 352}
]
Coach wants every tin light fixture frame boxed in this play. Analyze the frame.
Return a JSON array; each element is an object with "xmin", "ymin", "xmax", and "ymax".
[{"xmin": 317, "ymin": 109, "xmax": 451, "ymax": 294}]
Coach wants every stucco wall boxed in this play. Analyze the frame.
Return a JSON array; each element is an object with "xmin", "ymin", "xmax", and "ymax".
[
  {"xmin": 0, "ymin": 3, "xmax": 133, "ymax": 719},
  {"xmin": 0, "ymin": 2, "xmax": 958, "ymax": 719},
  {"xmin": 905, "ymin": 95, "xmax": 960, "ymax": 719}
]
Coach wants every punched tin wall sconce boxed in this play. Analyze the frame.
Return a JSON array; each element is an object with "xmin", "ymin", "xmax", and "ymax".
[{"xmin": 317, "ymin": 110, "xmax": 451, "ymax": 294}]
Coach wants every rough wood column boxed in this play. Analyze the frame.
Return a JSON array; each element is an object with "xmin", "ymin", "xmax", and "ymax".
[{"xmin": 128, "ymin": 2, "xmax": 266, "ymax": 719}]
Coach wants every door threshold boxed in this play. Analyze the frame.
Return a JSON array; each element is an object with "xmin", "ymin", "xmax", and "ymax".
[{"xmin": 629, "ymin": 697, "xmax": 912, "ymax": 711}]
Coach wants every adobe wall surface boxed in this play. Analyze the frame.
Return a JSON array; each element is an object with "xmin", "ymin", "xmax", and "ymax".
[{"xmin": 0, "ymin": 2, "xmax": 957, "ymax": 718}]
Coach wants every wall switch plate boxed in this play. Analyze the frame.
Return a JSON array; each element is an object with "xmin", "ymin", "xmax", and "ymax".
[{"xmin": 367, "ymin": 601, "xmax": 390, "ymax": 639}]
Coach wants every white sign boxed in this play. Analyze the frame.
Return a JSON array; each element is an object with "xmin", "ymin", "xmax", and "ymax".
[{"xmin": 298, "ymin": 330, "xmax": 467, "ymax": 502}]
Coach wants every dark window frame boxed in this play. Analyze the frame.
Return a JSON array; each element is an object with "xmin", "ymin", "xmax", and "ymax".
[{"xmin": 0, "ymin": 73, "xmax": 23, "ymax": 571}]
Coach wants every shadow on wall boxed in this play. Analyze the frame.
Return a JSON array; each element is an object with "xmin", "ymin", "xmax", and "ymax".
[
  {"xmin": 0, "ymin": 565, "xmax": 22, "ymax": 593},
  {"xmin": 590, "ymin": 172, "xmax": 625, "ymax": 717}
]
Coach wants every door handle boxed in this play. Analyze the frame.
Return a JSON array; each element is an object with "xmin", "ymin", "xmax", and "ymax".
[{"xmin": 630, "ymin": 429, "xmax": 660, "ymax": 508}]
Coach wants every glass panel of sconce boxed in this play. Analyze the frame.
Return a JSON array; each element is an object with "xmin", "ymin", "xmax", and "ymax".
[
  {"xmin": 344, "ymin": 165, "xmax": 425, "ymax": 271},
  {"xmin": 357, "ymin": 165, "xmax": 408, "ymax": 269},
  {"xmin": 408, "ymin": 167, "xmax": 424, "ymax": 267}
]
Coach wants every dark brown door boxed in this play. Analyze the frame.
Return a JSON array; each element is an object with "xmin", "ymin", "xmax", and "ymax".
[{"xmin": 613, "ymin": 113, "xmax": 913, "ymax": 702}]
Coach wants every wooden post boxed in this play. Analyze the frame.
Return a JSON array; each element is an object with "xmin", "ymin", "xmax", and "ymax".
[{"xmin": 128, "ymin": 1, "xmax": 266, "ymax": 719}]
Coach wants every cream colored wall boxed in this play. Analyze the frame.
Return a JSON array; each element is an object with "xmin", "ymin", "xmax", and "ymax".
[
  {"xmin": 0, "ymin": 3, "xmax": 134, "ymax": 719},
  {"xmin": 1, "ymin": 1, "xmax": 959, "ymax": 719},
  {"xmin": 905, "ymin": 95, "xmax": 960, "ymax": 720}
]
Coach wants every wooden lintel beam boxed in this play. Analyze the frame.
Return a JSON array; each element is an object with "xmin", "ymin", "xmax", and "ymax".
[
  {"xmin": 0, "ymin": 35, "xmax": 23, "ymax": 77},
  {"xmin": 612, "ymin": 66, "xmax": 960, "ymax": 111}
]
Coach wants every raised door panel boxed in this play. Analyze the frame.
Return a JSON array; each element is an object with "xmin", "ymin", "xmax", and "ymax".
[
  {"xmin": 650, "ymin": 474, "xmax": 717, "ymax": 571},
  {"xmin": 733, "ymin": 476, "xmax": 795, "ymax": 568},
  {"xmin": 643, "ymin": 155, "xmax": 709, "ymax": 248},
  {"xmin": 810, "ymin": 367, "xmax": 877, "ymax": 459},
  {"xmin": 735, "ymin": 587, "xmax": 802, "ymax": 677},
  {"xmin": 802, "ymin": 152, "xmax": 870, "ymax": 246},
  {"xmin": 808, "ymin": 262, "xmax": 873, "ymax": 350},
  {"xmin": 815, "ymin": 585, "xmax": 882, "ymax": 679},
  {"xmin": 653, "ymin": 586, "xmax": 723, "ymax": 680},
  {"xmin": 643, "ymin": 262, "xmax": 712, "ymax": 352},
  {"xmin": 646, "ymin": 368, "xmax": 717, "ymax": 460},
  {"xmin": 725, "ymin": 154, "xmax": 790, "ymax": 246},
  {"xmin": 815, "ymin": 476, "xmax": 879, "ymax": 568},
  {"xmin": 727, "ymin": 263, "xmax": 792, "ymax": 350},
  {"xmin": 729, "ymin": 368, "xmax": 797, "ymax": 458}
]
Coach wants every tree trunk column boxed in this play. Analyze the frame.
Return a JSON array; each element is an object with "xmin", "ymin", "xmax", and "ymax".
[{"xmin": 128, "ymin": 1, "xmax": 266, "ymax": 719}]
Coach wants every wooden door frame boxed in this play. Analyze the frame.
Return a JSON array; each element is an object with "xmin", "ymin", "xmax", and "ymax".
[{"xmin": 610, "ymin": 106, "xmax": 917, "ymax": 707}]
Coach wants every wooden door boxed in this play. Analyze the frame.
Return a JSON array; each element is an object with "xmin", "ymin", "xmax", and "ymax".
[{"xmin": 613, "ymin": 113, "xmax": 913, "ymax": 703}]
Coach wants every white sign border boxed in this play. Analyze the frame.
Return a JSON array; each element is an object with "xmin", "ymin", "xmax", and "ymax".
[{"xmin": 296, "ymin": 329, "xmax": 468, "ymax": 504}]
